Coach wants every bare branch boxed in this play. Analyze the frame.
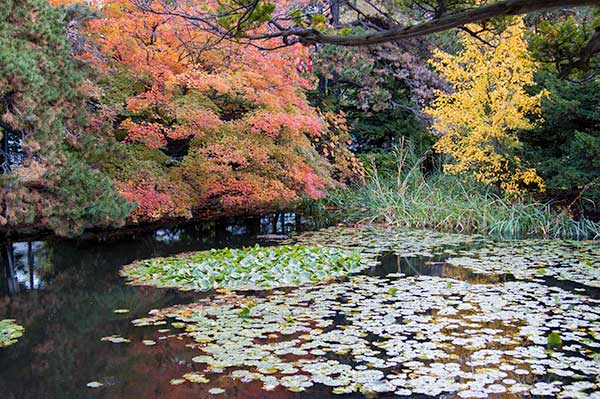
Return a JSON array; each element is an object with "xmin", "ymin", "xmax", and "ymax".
[
  {"xmin": 292, "ymin": 0, "xmax": 600, "ymax": 46},
  {"xmin": 134, "ymin": 0, "xmax": 600, "ymax": 49}
]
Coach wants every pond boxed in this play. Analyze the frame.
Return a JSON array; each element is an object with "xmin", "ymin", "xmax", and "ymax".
[{"xmin": 0, "ymin": 218, "xmax": 599, "ymax": 399}]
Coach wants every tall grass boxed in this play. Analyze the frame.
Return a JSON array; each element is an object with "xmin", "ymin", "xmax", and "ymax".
[{"xmin": 304, "ymin": 143, "xmax": 600, "ymax": 240}]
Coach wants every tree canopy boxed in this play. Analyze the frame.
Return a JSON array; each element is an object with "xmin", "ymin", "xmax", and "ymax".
[{"xmin": 1, "ymin": 0, "xmax": 599, "ymax": 235}]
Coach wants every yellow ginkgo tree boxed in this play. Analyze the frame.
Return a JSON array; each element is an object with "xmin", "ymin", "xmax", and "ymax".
[{"xmin": 426, "ymin": 18, "xmax": 547, "ymax": 196}]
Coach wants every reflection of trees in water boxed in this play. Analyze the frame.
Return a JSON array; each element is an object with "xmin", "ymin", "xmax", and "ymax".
[
  {"xmin": 378, "ymin": 253, "xmax": 514, "ymax": 285},
  {"xmin": 0, "ymin": 240, "xmax": 56, "ymax": 295},
  {"xmin": 0, "ymin": 231, "xmax": 201, "ymax": 399},
  {"xmin": 0, "ymin": 281, "xmax": 189, "ymax": 398},
  {"xmin": 0, "ymin": 213, "xmax": 309, "ymax": 399},
  {"xmin": 1, "ymin": 243, "xmax": 17, "ymax": 297},
  {"xmin": 1, "ymin": 213, "xmax": 302, "ymax": 296},
  {"xmin": 260, "ymin": 213, "xmax": 301, "ymax": 235}
]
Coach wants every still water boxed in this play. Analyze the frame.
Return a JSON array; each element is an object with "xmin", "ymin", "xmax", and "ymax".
[
  {"xmin": 1, "ymin": 218, "xmax": 599, "ymax": 399},
  {"xmin": 0, "ymin": 214, "xmax": 303, "ymax": 399}
]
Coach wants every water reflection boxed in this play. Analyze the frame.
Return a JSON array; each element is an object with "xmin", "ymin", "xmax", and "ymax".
[
  {"xmin": 373, "ymin": 253, "xmax": 516, "ymax": 285},
  {"xmin": 1, "ymin": 220, "xmax": 598, "ymax": 399},
  {"xmin": 0, "ymin": 213, "xmax": 310, "ymax": 399},
  {"xmin": 0, "ymin": 213, "xmax": 303, "ymax": 297}
]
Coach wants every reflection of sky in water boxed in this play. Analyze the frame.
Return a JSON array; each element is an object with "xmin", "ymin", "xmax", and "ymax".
[
  {"xmin": 1, "ymin": 212, "xmax": 303, "ymax": 297},
  {"xmin": 226, "ymin": 225, "xmax": 248, "ymax": 236},
  {"xmin": 0, "ymin": 222, "xmax": 599, "ymax": 399},
  {"xmin": 152, "ymin": 213, "xmax": 299, "ymax": 242},
  {"xmin": 221, "ymin": 213, "xmax": 299, "ymax": 236},
  {"xmin": 153, "ymin": 228, "xmax": 182, "ymax": 244},
  {"xmin": 260, "ymin": 213, "xmax": 298, "ymax": 234},
  {"xmin": 10, "ymin": 241, "xmax": 44, "ymax": 290}
]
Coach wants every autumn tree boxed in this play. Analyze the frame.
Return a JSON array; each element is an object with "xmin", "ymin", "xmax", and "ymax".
[
  {"xmin": 426, "ymin": 18, "xmax": 546, "ymax": 196},
  {"xmin": 48, "ymin": 0, "xmax": 361, "ymax": 224}
]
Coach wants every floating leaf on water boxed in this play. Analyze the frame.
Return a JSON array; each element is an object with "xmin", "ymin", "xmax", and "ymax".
[
  {"xmin": 547, "ymin": 331, "xmax": 563, "ymax": 350},
  {"xmin": 0, "ymin": 319, "xmax": 25, "ymax": 348},
  {"xmin": 100, "ymin": 335, "xmax": 130, "ymax": 344},
  {"xmin": 182, "ymin": 372, "xmax": 209, "ymax": 383},
  {"xmin": 86, "ymin": 381, "xmax": 103, "ymax": 388},
  {"xmin": 114, "ymin": 226, "xmax": 600, "ymax": 398},
  {"xmin": 120, "ymin": 245, "xmax": 365, "ymax": 292}
]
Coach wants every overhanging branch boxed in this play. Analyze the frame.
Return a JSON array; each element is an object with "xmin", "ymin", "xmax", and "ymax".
[{"xmin": 291, "ymin": 0, "xmax": 600, "ymax": 46}]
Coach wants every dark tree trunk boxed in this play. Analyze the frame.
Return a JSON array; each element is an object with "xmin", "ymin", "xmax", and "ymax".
[{"xmin": 330, "ymin": 0, "xmax": 341, "ymax": 25}]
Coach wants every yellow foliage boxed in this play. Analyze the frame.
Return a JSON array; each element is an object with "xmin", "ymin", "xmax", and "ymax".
[{"xmin": 426, "ymin": 18, "xmax": 547, "ymax": 196}]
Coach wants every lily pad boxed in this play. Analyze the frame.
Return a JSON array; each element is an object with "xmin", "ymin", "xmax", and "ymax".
[
  {"xmin": 121, "ymin": 244, "xmax": 365, "ymax": 292},
  {"xmin": 86, "ymin": 381, "xmax": 103, "ymax": 388},
  {"xmin": 119, "ymin": 226, "xmax": 600, "ymax": 398},
  {"xmin": 0, "ymin": 319, "xmax": 24, "ymax": 348}
]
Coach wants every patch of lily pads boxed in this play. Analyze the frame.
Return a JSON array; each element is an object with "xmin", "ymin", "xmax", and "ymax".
[
  {"xmin": 0, "ymin": 319, "xmax": 25, "ymax": 348},
  {"xmin": 110, "ymin": 225, "xmax": 600, "ymax": 398},
  {"xmin": 130, "ymin": 274, "xmax": 600, "ymax": 398},
  {"xmin": 445, "ymin": 239, "xmax": 600, "ymax": 288},
  {"xmin": 286, "ymin": 226, "xmax": 485, "ymax": 258},
  {"xmin": 290, "ymin": 226, "xmax": 600, "ymax": 289},
  {"xmin": 121, "ymin": 244, "xmax": 368, "ymax": 291}
]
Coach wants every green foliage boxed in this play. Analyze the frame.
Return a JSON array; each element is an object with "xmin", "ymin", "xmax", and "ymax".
[
  {"xmin": 0, "ymin": 0, "xmax": 133, "ymax": 236},
  {"xmin": 521, "ymin": 74, "xmax": 600, "ymax": 213},
  {"xmin": 547, "ymin": 331, "xmax": 563, "ymax": 350},
  {"xmin": 349, "ymin": 108, "xmax": 433, "ymax": 153},
  {"xmin": 217, "ymin": 0, "xmax": 275, "ymax": 34},
  {"xmin": 0, "ymin": 0, "xmax": 82, "ymax": 142},
  {"xmin": 46, "ymin": 154, "xmax": 134, "ymax": 236},
  {"xmin": 309, "ymin": 33, "xmax": 442, "ymax": 154},
  {"xmin": 101, "ymin": 143, "xmax": 170, "ymax": 182},
  {"xmin": 358, "ymin": 151, "xmax": 402, "ymax": 176},
  {"xmin": 304, "ymin": 144, "xmax": 600, "ymax": 239},
  {"xmin": 290, "ymin": 9, "xmax": 303, "ymax": 25},
  {"xmin": 311, "ymin": 13, "xmax": 327, "ymax": 29},
  {"xmin": 528, "ymin": 10, "xmax": 600, "ymax": 79},
  {"xmin": 174, "ymin": 91, "xmax": 221, "ymax": 117},
  {"xmin": 121, "ymin": 244, "xmax": 365, "ymax": 291},
  {"xmin": 0, "ymin": 319, "xmax": 25, "ymax": 348},
  {"xmin": 99, "ymin": 68, "xmax": 152, "ymax": 112}
]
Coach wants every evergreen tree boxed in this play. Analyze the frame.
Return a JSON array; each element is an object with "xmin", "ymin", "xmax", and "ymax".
[{"xmin": 0, "ymin": 0, "xmax": 133, "ymax": 236}]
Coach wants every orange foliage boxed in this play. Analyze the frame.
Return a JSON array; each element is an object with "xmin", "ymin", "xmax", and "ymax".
[
  {"xmin": 117, "ymin": 171, "xmax": 193, "ymax": 223},
  {"xmin": 50, "ymin": 0, "xmax": 359, "ymax": 222},
  {"xmin": 247, "ymin": 111, "xmax": 323, "ymax": 137},
  {"xmin": 119, "ymin": 119, "xmax": 167, "ymax": 149}
]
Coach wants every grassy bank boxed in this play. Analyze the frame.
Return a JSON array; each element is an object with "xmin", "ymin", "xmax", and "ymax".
[{"xmin": 303, "ymin": 146, "xmax": 600, "ymax": 240}]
